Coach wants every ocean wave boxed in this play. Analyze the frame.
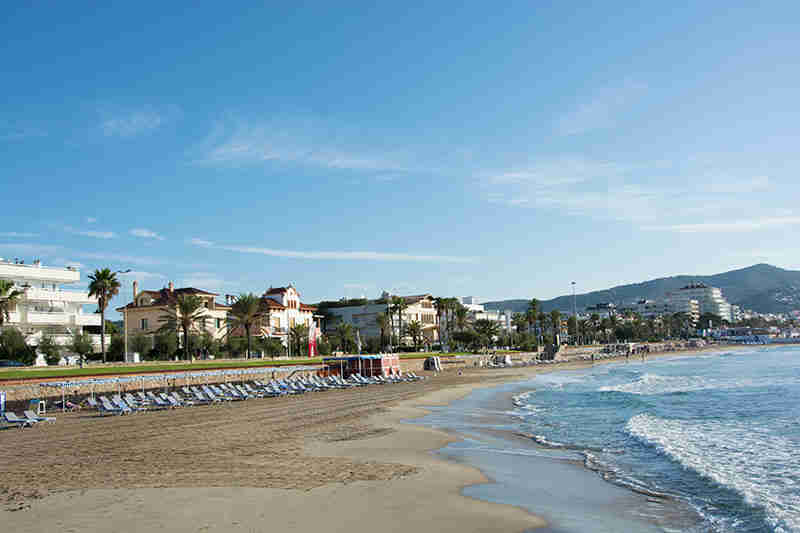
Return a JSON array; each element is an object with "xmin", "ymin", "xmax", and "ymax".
[
  {"xmin": 599, "ymin": 373, "xmax": 800, "ymax": 395},
  {"xmin": 626, "ymin": 413, "xmax": 800, "ymax": 532}
]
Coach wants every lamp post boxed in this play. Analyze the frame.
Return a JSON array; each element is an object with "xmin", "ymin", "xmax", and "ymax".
[
  {"xmin": 572, "ymin": 281, "xmax": 577, "ymax": 345},
  {"xmin": 115, "ymin": 269, "xmax": 131, "ymax": 361}
]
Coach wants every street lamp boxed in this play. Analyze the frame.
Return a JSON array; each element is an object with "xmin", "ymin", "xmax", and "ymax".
[
  {"xmin": 115, "ymin": 269, "xmax": 131, "ymax": 362},
  {"xmin": 571, "ymin": 281, "xmax": 577, "ymax": 345}
]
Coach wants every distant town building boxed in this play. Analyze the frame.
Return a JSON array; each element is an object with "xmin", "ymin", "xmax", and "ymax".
[
  {"xmin": 668, "ymin": 283, "xmax": 732, "ymax": 321},
  {"xmin": 0, "ymin": 259, "xmax": 102, "ymax": 350},
  {"xmin": 585, "ymin": 302, "xmax": 617, "ymax": 318}
]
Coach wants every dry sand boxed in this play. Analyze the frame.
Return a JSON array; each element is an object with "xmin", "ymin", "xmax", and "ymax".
[{"xmin": 0, "ymin": 344, "xmax": 751, "ymax": 532}]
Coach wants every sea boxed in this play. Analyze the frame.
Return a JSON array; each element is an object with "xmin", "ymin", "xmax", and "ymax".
[{"xmin": 417, "ymin": 346, "xmax": 800, "ymax": 532}]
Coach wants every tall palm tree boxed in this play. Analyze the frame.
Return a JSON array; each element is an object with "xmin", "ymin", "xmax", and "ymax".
[
  {"xmin": 433, "ymin": 297, "xmax": 446, "ymax": 346},
  {"xmin": 526, "ymin": 298, "xmax": 539, "ymax": 336},
  {"xmin": 473, "ymin": 318, "xmax": 500, "ymax": 349},
  {"xmin": 376, "ymin": 312, "xmax": 389, "ymax": 349},
  {"xmin": 390, "ymin": 296, "xmax": 409, "ymax": 347},
  {"xmin": 87, "ymin": 268, "xmax": 121, "ymax": 363},
  {"xmin": 550, "ymin": 309, "xmax": 562, "ymax": 342},
  {"xmin": 158, "ymin": 293, "xmax": 206, "ymax": 360},
  {"xmin": 227, "ymin": 293, "xmax": 264, "ymax": 359},
  {"xmin": 0, "ymin": 280, "xmax": 24, "ymax": 326},
  {"xmin": 537, "ymin": 311, "xmax": 547, "ymax": 343}
]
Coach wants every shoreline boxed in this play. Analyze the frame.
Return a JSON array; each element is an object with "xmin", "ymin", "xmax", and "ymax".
[{"xmin": 0, "ymin": 343, "xmax": 759, "ymax": 532}]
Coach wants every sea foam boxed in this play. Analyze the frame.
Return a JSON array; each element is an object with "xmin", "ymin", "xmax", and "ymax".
[{"xmin": 626, "ymin": 413, "xmax": 800, "ymax": 532}]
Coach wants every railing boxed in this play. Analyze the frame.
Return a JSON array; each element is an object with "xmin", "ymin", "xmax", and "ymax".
[
  {"xmin": 74, "ymin": 314, "xmax": 101, "ymax": 326},
  {"xmin": 24, "ymin": 287, "xmax": 97, "ymax": 304}
]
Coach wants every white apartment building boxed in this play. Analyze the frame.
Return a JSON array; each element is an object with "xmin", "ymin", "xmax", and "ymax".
[
  {"xmin": 0, "ymin": 259, "xmax": 101, "ymax": 349},
  {"xmin": 668, "ymin": 283, "xmax": 732, "ymax": 322},
  {"xmin": 456, "ymin": 297, "xmax": 514, "ymax": 331},
  {"xmin": 325, "ymin": 292, "xmax": 439, "ymax": 345}
]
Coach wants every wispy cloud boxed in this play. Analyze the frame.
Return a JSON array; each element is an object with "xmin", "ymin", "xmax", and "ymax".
[
  {"xmin": 554, "ymin": 81, "xmax": 647, "ymax": 135},
  {"xmin": 130, "ymin": 228, "xmax": 165, "ymax": 241},
  {"xmin": 65, "ymin": 226, "xmax": 116, "ymax": 239},
  {"xmin": 0, "ymin": 231, "xmax": 39, "ymax": 238},
  {"xmin": 178, "ymin": 272, "xmax": 238, "ymax": 293},
  {"xmin": 643, "ymin": 216, "xmax": 800, "ymax": 233},
  {"xmin": 101, "ymin": 110, "xmax": 163, "ymax": 137},
  {"xmin": 190, "ymin": 239, "xmax": 476, "ymax": 264},
  {"xmin": 118, "ymin": 270, "xmax": 166, "ymax": 281},
  {"xmin": 483, "ymin": 156, "xmax": 789, "ymax": 233},
  {"xmin": 86, "ymin": 217, "xmax": 97, "ymax": 223},
  {"xmin": 197, "ymin": 116, "xmax": 426, "ymax": 174}
]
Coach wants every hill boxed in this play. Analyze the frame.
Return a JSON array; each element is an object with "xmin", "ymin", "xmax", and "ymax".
[{"xmin": 484, "ymin": 264, "xmax": 800, "ymax": 315}]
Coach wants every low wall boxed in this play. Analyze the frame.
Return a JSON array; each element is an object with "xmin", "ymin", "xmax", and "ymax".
[{"xmin": 0, "ymin": 368, "xmax": 321, "ymax": 412}]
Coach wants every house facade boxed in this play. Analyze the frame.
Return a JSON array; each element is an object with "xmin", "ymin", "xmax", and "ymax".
[
  {"xmin": 247, "ymin": 284, "xmax": 322, "ymax": 347},
  {"xmin": 117, "ymin": 281, "xmax": 231, "ymax": 341},
  {"xmin": 0, "ymin": 259, "xmax": 102, "ymax": 349}
]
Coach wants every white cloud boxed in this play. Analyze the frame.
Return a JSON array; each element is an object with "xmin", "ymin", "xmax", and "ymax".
[
  {"xmin": 643, "ymin": 216, "xmax": 800, "ymax": 233},
  {"xmin": 555, "ymin": 81, "xmax": 647, "ymax": 135},
  {"xmin": 197, "ymin": 116, "xmax": 422, "ymax": 174},
  {"xmin": 118, "ymin": 270, "xmax": 166, "ymax": 281},
  {"xmin": 130, "ymin": 228, "xmax": 165, "ymax": 241},
  {"xmin": 0, "ymin": 232, "xmax": 39, "ymax": 238},
  {"xmin": 190, "ymin": 239, "xmax": 475, "ymax": 264},
  {"xmin": 101, "ymin": 110, "xmax": 163, "ymax": 137},
  {"xmin": 86, "ymin": 217, "xmax": 97, "ymax": 223},
  {"xmin": 65, "ymin": 226, "xmax": 116, "ymax": 239}
]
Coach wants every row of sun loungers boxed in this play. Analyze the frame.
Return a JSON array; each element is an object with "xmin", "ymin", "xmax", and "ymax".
[
  {"xmin": 76, "ymin": 372, "xmax": 425, "ymax": 416},
  {"xmin": 2, "ymin": 372, "xmax": 426, "ymax": 427}
]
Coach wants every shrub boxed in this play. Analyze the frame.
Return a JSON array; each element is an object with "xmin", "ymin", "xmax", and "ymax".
[
  {"xmin": 37, "ymin": 334, "xmax": 62, "ymax": 365},
  {"xmin": 0, "ymin": 327, "xmax": 36, "ymax": 365}
]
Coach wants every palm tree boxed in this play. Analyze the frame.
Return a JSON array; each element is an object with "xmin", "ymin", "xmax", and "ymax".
[
  {"xmin": 454, "ymin": 305, "xmax": 469, "ymax": 332},
  {"xmin": 406, "ymin": 320, "xmax": 423, "ymax": 351},
  {"xmin": 227, "ymin": 293, "xmax": 264, "ymax": 359},
  {"xmin": 289, "ymin": 324, "xmax": 309, "ymax": 357},
  {"xmin": 158, "ymin": 293, "xmax": 206, "ymax": 360},
  {"xmin": 376, "ymin": 312, "xmax": 390, "ymax": 349},
  {"xmin": 473, "ymin": 319, "xmax": 500, "ymax": 349},
  {"xmin": 526, "ymin": 298, "xmax": 539, "ymax": 336},
  {"xmin": 537, "ymin": 311, "xmax": 547, "ymax": 343},
  {"xmin": 87, "ymin": 268, "xmax": 121, "ymax": 363},
  {"xmin": 433, "ymin": 297, "xmax": 446, "ymax": 346},
  {"xmin": 390, "ymin": 296, "xmax": 409, "ymax": 347},
  {"xmin": 0, "ymin": 280, "xmax": 24, "ymax": 326},
  {"xmin": 511, "ymin": 312, "xmax": 527, "ymax": 333},
  {"xmin": 334, "ymin": 322, "xmax": 354, "ymax": 352},
  {"xmin": 550, "ymin": 309, "xmax": 562, "ymax": 342}
]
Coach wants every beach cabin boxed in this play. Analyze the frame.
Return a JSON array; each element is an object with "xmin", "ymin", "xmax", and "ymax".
[{"xmin": 323, "ymin": 355, "xmax": 401, "ymax": 378}]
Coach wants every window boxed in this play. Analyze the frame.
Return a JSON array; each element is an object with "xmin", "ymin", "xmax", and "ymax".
[
  {"xmin": 141, "ymin": 318, "xmax": 148, "ymax": 330},
  {"xmin": 216, "ymin": 318, "xmax": 222, "ymax": 328}
]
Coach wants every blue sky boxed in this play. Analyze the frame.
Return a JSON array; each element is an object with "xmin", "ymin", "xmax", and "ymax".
[{"xmin": 2, "ymin": 2, "xmax": 799, "ymax": 317}]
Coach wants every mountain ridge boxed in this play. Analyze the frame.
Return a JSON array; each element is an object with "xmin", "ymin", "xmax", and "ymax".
[{"xmin": 483, "ymin": 264, "xmax": 800, "ymax": 315}]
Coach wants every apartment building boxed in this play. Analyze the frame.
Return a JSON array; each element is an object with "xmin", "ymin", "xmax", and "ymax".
[
  {"xmin": 0, "ymin": 259, "xmax": 101, "ymax": 349},
  {"xmin": 668, "ymin": 283, "xmax": 732, "ymax": 322},
  {"xmin": 324, "ymin": 292, "xmax": 439, "ymax": 345}
]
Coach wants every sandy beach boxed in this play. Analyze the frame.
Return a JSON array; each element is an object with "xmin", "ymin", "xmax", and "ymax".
[{"xmin": 0, "ymin": 345, "xmax": 752, "ymax": 532}]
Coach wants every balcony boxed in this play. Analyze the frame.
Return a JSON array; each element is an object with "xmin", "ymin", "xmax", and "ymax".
[
  {"xmin": 75, "ymin": 314, "xmax": 102, "ymax": 326},
  {"xmin": 0, "ymin": 262, "xmax": 80, "ymax": 283},
  {"xmin": 24, "ymin": 287, "xmax": 97, "ymax": 304},
  {"xmin": 26, "ymin": 312, "xmax": 72, "ymax": 325}
]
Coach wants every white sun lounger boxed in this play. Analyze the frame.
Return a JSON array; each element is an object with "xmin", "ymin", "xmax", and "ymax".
[
  {"xmin": 24, "ymin": 410, "xmax": 56, "ymax": 423},
  {"xmin": 4, "ymin": 412, "xmax": 35, "ymax": 428}
]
